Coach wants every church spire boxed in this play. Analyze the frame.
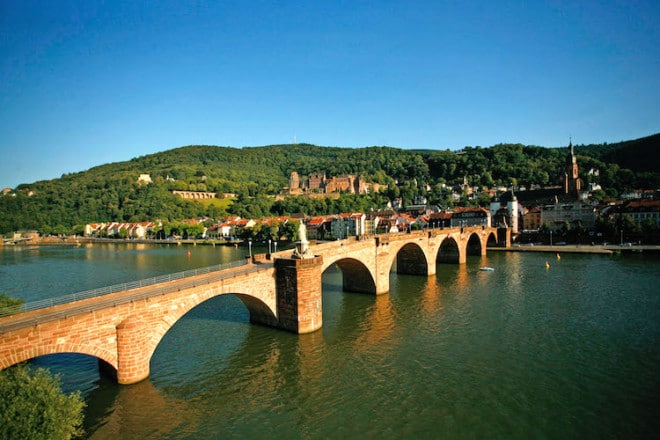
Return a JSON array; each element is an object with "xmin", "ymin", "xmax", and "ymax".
[{"xmin": 564, "ymin": 138, "xmax": 581, "ymax": 197}]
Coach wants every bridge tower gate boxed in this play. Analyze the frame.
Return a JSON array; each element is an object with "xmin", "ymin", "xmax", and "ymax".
[{"xmin": 274, "ymin": 256, "xmax": 324, "ymax": 334}]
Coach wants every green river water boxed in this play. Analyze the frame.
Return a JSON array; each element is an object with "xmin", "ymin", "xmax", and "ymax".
[{"xmin": 0, "ymin": 243, "xmax": 658, "ymax": 439}]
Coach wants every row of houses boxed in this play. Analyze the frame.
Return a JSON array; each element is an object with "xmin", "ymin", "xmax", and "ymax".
[
  {"xmin": 84, "ymin": 222, "xmax": 158, "ymax": 239},
  {"xmin": 82, "ymin": 208, "xmax": 492, "ymax": 241},
  {"xmin": 211, "ymin": 208, "xmax": 491, "ymax": 241},
  {"xmin": 78, "ymin": 195, "xmax": 660, "ymax": 243}
]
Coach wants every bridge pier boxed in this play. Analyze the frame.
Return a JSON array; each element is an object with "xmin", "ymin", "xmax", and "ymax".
[
  {"xmin": 274, "ymin": 256, "xmax": 323, "ymax": 334},
  {"xmin": 116, "ymin": 316, "xmax": 151, "ymax": 384}
]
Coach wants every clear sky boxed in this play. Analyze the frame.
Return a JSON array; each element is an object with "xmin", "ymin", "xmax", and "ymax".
[{"xmin": 1, "ymin": 0, "xmax": 658, "ymax": 188}]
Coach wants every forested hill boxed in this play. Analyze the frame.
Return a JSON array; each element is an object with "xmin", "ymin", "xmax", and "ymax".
[
  {"xmin": 1, "ymin": 134, "xmax": 658, "ymax": 234},
  {"xmin": 574, "ymin": 133, "xmax": 660, "ymax": 173}
]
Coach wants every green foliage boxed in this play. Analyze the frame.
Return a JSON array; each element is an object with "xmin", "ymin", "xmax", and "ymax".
[
  {"xmin": 0, "ymin": 293, "xmax": 25, "ymax": 316},
  {"xmin": 0, "ymin": 134, "xmax": 657, "ymax": 233},
  {"xmin": 575, "ymin": 133, "xmax": 660, "ymax": 173},
  {"xmin": 0, "ymin": 363, "xmax": 85, "ymax": 440}
]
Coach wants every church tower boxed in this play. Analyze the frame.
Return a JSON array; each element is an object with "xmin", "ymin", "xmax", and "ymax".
[{"xmin": 564, "ymin": 140, "xmax": 581, "ymax": 197}]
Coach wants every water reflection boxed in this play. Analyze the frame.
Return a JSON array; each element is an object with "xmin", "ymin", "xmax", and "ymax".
[
  {"xmin": 88, "ymin": 379, "xmax": 196, "ymax": 439},
  {"xmin": 353, "ymin": 294, "xmax": 397, "ymax": 354},
  {"xmin": 420, "ymin": 275, "xmax": 442, "ymax": 316}
]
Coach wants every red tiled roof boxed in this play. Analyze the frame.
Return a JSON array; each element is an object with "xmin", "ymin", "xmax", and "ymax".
[
  {"xmin": 453, "ymin": 206, "xmax": 489, "ymax": 214},
  {"xmin": 308, "ymin": 217, "xmax": 327, "ymax": 226}
]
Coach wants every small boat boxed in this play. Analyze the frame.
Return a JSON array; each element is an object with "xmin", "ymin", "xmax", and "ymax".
[{"xmin": 479, "ymin": 266, "xmax": 495, "ymax": 272}]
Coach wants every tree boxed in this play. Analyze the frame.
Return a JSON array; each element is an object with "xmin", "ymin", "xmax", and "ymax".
[
  {"xmin": 282, "ymin": 220, "xmax": 300, "ymax": 241},
  {"xmin": 0, "ymin": 363, "xmax": 86, "ymax": 440},
  {"xmin": 0, "ymin": 293, "xmax": 24, "ymax": 316}
]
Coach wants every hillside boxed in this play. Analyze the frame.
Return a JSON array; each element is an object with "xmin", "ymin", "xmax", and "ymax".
[
  {"xmin": 575, "ymin": 133, "xmax": 660, "ymax": 173},
  {"xmin": 1, "ymin": 135, "xmax": 658, "ymax": 234}
]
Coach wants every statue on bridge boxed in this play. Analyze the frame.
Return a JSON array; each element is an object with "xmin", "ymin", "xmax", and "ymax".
[{"xmin": 292, "ymin": 222, "xmax": 314, "ymax": 259}]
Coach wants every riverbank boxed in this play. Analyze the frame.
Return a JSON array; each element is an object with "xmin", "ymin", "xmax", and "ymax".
[
  {"xmin": 1, "ymin": 236, "xmax": 244, "ymax": 247},
  {"xmin": 489, "ymin": 244, "xmax": 660, "ymax": 254},
  {"xmin": 489, "ymin": 245, "xmax": 613, "ymax": 254}
]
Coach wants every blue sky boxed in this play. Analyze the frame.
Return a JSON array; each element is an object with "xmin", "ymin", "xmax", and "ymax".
[{"xmin": 1, "ymin": 0, "xmax": 658, "ymax": 188}]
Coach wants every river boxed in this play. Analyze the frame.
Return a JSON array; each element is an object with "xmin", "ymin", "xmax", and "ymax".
[{"xmin": 1, "ymin": 243, "xmax": 658, "ymax": 439}]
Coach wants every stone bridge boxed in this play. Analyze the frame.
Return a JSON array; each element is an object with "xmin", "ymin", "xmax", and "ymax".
[{"xmin": 0, "ymin": 226, "xmax": 506, "ymax": 384}]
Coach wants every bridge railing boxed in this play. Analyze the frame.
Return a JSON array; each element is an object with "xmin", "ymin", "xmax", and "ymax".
[{"xmin": 0, "ymin": 259, "xmax": 248, "ymax": 317}]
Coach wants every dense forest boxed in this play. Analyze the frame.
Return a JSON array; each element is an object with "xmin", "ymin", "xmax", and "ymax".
[{"xmin": 1, "ymin": 133, "xmax": 658, "ymax": 234}]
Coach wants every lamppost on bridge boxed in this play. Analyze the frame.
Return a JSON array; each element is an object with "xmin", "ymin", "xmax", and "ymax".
[
  {"xmin": 274, "ymin": 241, "xmax": 278, "ymax": 253},
  {"xmin": 248, "ymin": 240, "xmax": 252, "ymax": 258},
  {"xmin": 268, "ymin": 239, "xmax": 272, "ymax": 255}
]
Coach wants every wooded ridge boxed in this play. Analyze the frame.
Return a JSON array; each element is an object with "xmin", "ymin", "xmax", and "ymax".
[{"xmin": 1, "ymin": 133, "xmax": 658, "ymax": 234}]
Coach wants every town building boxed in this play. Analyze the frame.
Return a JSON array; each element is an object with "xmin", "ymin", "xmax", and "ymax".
[
  {"xmin": 330, "ymin": 213, "xmax": 367, "ymax": 239},
  {"xmin": 306, "ymin": 216, "xmax": 332, "ymax": 240},
  {"xmin": 522, "ymin": 206, "xmax": 542, "ymax": 230},
  {"xmin": 450, "ymin": 207, "xmax": 491, "ymax": 228},
  {"xmin": 618, "ymin": 199, "xmax": 660, "ymax": 227},
  {"xmin": 137, "ymin": 174, "xmax": 152, "ymax": 185}
]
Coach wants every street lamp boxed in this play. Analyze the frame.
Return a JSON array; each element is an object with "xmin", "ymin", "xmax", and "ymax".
[
  {"xmin": 274, "ymin": 241, "xmax": 278, "ymax": 253},
  {"xmin": 550, "ymin": 230, "xmax": 553, "ymax": 246},
  {"xmin": 248, "ymin": 240, "xmax": 252, "ymax": 258},
  {"xmin": 268, "ymin": 239, "xmax": 272, "ymax": 255}
]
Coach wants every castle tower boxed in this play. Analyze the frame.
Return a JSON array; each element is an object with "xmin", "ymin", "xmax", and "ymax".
[{"xmin": 290, "ymin": 171, "xmax": 300, "ymax": 190}]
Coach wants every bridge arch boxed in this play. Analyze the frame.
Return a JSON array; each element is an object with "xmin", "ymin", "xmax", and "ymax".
[
  {"xmin": 466, "ymin": 232, "xmax": 484, "ymax": 256},
  {"xmin": 436, "ymin": 236, "xmax": 462, "ymax": 264},
  {"xmin": 393, "ymin": 242, "xmax": 430, "ymax": 276},
  {"xmin": 322, "ymin": 258, "xmax": 376, "ymax": 294},
  {"xmin": 486, "ymin": 231, "xmax": 498, "ymax": 247},
  {"xmin": 3, "ymin": 341, "xmax": 117, "ymax": 373},
  {"xmin": 131, "ymin": 291, "xmax": 277, "ymax": 382}
]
